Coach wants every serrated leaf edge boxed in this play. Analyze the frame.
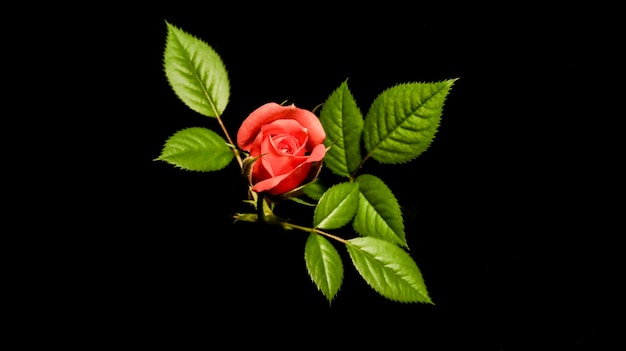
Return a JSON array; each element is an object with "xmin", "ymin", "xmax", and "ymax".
[
  {"xmin": 305, "ymin": 234, "xmax": 343, "ymax": 304},
  {"xmin": 346, "ymin": 237, "xmax": 432, "ymax": 304},
  {"xmin": 364, "ymin": 79, "xmax": 458, "ymax": 164}
]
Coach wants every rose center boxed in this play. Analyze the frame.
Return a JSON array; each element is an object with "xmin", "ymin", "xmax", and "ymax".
[{"xmin": 273, "ymin": 135, "xmax": 300, "ymax": 155}]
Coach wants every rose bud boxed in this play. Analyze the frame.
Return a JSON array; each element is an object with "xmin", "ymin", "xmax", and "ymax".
[{"xmin": 237, "ymin": 102, "xmax": 326, "ymax": 200}]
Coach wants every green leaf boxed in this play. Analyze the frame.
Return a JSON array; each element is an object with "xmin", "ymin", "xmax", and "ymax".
[
  {"xmin": 163, "ymin": 21, "xmax": 230, "ymax": 118},
  {"xmin": 305, "ymin": 234, "xmax": 344, "ymax": 304},
  {"xmin": 302, "ymin": 179, "xmax": 328, "ymax": 202},
  {"xmin": 313, "ymin": 181, "xmax": 359, "ymax": 230},
  {"xmin": 353, "ymin": 174, "xmax": 406, "ymax": 247},
  {"xmin": 346, "ymin": 237, "xmax": 432, "ymax": 304},
  {"xmin": 319, "ymin": 80, "xmax": 364, "ymax": 177},
  {"xmin": 363, "ymin": 79, "xmax": 457, "ymax": 164},
  {"xmin": 155, "ymin": 127, "xmax": 234, "ymax": 171}
]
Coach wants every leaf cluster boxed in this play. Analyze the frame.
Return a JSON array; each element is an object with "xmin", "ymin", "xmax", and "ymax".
[{"xmin": 156, "ymin": 21, "xmax": 457, "ymax": 304}]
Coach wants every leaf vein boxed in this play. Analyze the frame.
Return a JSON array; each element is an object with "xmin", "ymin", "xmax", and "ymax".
[{"xmin": 169, "ymin": 26, "xmax": 219, "ymax": 116}]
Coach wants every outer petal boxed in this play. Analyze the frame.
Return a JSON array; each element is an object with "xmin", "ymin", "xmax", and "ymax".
[
  {"xmin": 252, "ymin": 144, "xmax": 327, "ymax": 196},
  {"xmin": 306, "ymin": 144, "xmax": 326, "ymax": 163},
  {"xmin": 237, "ymin": 103, "xmax": 325, "ymax": 151},
  {"xmin": 252, "ymin": 163, "xmax": 311, "ymax": 195},
  {"xmin": 237, "ymin": 103, "xmax": 293, "ymax": 151},
  {"xmin": 286, "ymin": 105, "xmax": 326, "ymax": 149}
]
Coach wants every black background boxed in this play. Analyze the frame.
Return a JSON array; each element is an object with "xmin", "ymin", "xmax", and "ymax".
[{"xmin": 22, "ymin": 3, "xmax": 620, "ymax": 349}]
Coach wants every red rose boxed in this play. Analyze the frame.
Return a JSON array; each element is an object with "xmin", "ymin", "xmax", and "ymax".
[{"xmin": 237, "ymin": 102, "xmax": 326, "ymax": 198}]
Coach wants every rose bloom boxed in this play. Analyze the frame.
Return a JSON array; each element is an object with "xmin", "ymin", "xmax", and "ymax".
[{"xmin": 237, "ymin": 102, "xmax": 326, "ymax": 198}]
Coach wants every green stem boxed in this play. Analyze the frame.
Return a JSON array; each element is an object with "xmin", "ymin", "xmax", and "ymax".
[
  {"xmin": 281, "ymin": 221, "xmax": 349, "ymax": 245},
  {"xmin": 215, "ymin": 114, "xmax": 243, "ymax": 169},
  {"xmin": 250, "ymin": 195, "xmax": 347, "ymax": 244},
  {"xmin": 257, "ymin": 193, "xmax": 268, "ymax": 223}
]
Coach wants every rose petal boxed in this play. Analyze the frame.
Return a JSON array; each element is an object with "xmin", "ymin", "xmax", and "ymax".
[
  {"xmin": 263, "ymin": 120, "xmax": 308, "ymax": 145},
  {"xmin": 237, "ymin": 103, "xmax": 292, "ymax": 151},
  {"xmin": 252, "ymin": 162, "xmax": 310, "ymax": 195},
  {"xmin": 271, "ymin": 135, "xmax": 306, "ymax": 156},
  {"xmin": 306, "ymin": 144, "xmax": 326, "ymax": 163},
  {"xmin": 251, "ymin": 144, "xmax": 326, "ymax": 196},
  {"xmin": 237, "ymin": 103, "xmax": 325, "ymax": 151},
  {"xmin": 260, "ymin": 136, "xmax": 307, "ymax": 176}
]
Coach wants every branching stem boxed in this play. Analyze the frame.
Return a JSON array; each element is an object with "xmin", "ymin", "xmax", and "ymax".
[{"xmin": 236, "ymin": 196, "xmax": 349, "ymax": 245}]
